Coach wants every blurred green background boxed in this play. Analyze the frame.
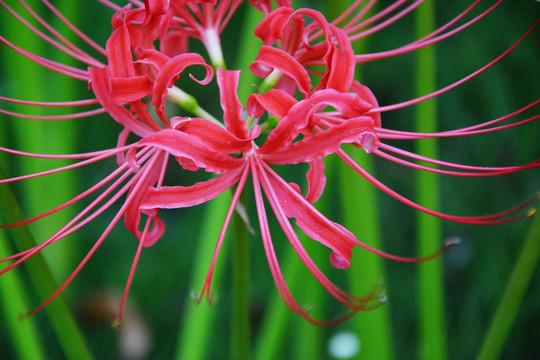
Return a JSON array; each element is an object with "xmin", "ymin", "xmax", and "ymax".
[{"xmin": 0, "ymin": 1, "xmax": 539, "ymax": 359}]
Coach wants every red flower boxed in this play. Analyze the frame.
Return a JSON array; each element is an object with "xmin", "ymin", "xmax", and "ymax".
[
  {"xmin": 139, "ymin": 68, "xmax": 459, "ymax": 324},
  {"xmin": 0, "ymin": 0, "xmax": 537, "ymax": 326}
]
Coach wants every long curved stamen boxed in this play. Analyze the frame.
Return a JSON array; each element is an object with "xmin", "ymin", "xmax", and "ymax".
[
  {"xmin": 197, "ymin": 163, "xmax": 251, "ymax": 303},
  {"xmin": 0, "ymin": 107, "xmax": 105, "ymax": 120},
  {"xmin": 250, "ymin": 156, "xmax": 354, "ymax": 325},
  {"xmin": 0, "ymin": 0, "xmax": 103, "ymax": 67},
  {"xmin": 114, "ymin": 213, "xmax": 153, "ymax": 327},
  {"xmin": 338, "ymin": 149, "xmax": 536, "ymax": 224},
  {"xmin": 262, "ymin": 159, "xmax": 460, "ymax": 264},
  {"xmin": 0, "ymin": 96, "xmax": 100, "ymax": 107},
  {"xmin": 41, "ymin": 0, "xmax": 107, "ymax": 56},
  {"xmin": 0, "ymin": 145, "xmax": 137, "ymax": 185},
  {"xmin": 0, "ymin": 35, "xmax": 89, "ymax": 79},
  {"xmin": 373, "ymin": 144, "xmax": 540, "ymax": 176},
  {"xmin": 348, "ymin": 0, "xmax": 426, "ymax": 40},
  {"xmin": 369, "ymin": 18, "xmax": 539, "ymax": 113},
  {"xmin": 1, "ymin": 162, "xmax": 131, "ymax": 229},
  {"xmin": 354, "ymin": 0, "xmax": 503, "ymax": 61},
  {"xmin": 18, "ymin": 150, "xmax": 165, "ymax": 318}
]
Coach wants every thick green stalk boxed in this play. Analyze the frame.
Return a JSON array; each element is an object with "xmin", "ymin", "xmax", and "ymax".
[
  {"xmin": 291, "ymin": 234, "xmax": 326, "ymax": 360},
  {"xmin": 175, "ymin": 192, "xmax": 232, "ymax": 360},
  {"xmin": 337, "ymin": 149, "xmax": 394, "ymax": 360},
  {"xmin": 231, "ymin": 192, "xmax": 250, "ymax": 360},
  {"xmin": 477, "ymin": 213, "xmax": 540, "ymax": 360},
  {"xmin": 415, "ymin": 3, "xmax": 446, "ymax": 359},
  {"xmin": 0, "ymin": 230, "xmax": 45, "ymax": 360},
  {"xmin": 253, "ymin": 247, "xmax": 297, "ymax": 360}
]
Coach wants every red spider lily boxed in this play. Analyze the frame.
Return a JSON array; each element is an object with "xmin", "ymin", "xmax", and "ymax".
[
  {"xmin": 0, "ymin": 0, "xmax": 538, "ymax": 327},
  {"xmin": 139, "ymin": 68, "xmax": 462, "ymax": 324}
]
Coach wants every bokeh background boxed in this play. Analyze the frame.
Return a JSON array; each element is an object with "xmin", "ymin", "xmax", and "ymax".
[{"xmin": 1, "ymin": 0, "xmax": 539, "ymax": 359}]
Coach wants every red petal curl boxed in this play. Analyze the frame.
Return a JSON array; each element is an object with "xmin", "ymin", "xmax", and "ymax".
[
  {"xmin": 123, "ymin": 151, "xmax": 167, "ymax": 247},
  {"xmin": 106, "ymin": 11, "xmax": 135, "ymax": 78},
  {"xmin": 89, "ymin": 67, "xmax": 155, "ymax": 137},
  {"xmin": 351, "ymin": 81, "xmax": 382, "ymax": 127},
  {"xmin": 254, "ymin": 6, "xmax": 295, "ymax": 43},
  {"xmin": 152, "ymin": 53, "xmax": 214, "ymax": 125},
  {"xmin": 250, "ymin": 45, "xmax": 312, "ymax": 98},
  {"xmin": 110, "ymin": 75, "xmax": 153, "ymax": 103},
  {"xmin": 316, "ymin": 25, "xmax": 355, "ymax": 92}
]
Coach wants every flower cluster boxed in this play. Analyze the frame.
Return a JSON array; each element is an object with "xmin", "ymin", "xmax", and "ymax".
[{"xmin": 1, "ymin": 0, "xmax": 538, "ymax": 325}]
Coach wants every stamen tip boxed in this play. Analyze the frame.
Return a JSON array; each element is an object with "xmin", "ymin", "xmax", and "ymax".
[
  {"xmin": 303, "ymin": 304, "xmax": 314, "ymax": 313},
  {"xmin": 443, "ymin": 236, "xmax": 462, "ymax": 249},
  {"xmin": 527, "ymin": 208, "xmax": 537, "ymax": 218},
  {"xmin": 112, "ymin": 318, "xmax": 122, "ymax": 329},
  {"xmin": 190, "ymin": 290, "xmax": 199, "ymax": 301},
  {"xmin": 208, "ymin": 294, "xmax": 218, "ymax": 305}
]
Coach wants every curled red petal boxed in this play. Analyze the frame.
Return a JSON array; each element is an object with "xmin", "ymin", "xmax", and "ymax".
[
  {"xmin": 89, "ymin": 66, "xmax": 154, "ymax": 137},
  {"xmin": 123, "ymin": 151, "xmax": 167, "ymax": 247},
  {"xmin": 136, "ymin": 129, "xmax": 243, "ymax": 173},
  {"xmin": 152, "ymin": 53, "xmax": 214, "ymax": 125},
  {"xmin": 106, "ymin": 13, "xmax": 135, "ymax": 77},
  {"xmin": 253, "ymin": 6, "xmax": 295, "ymax": 42},
  {"xmin": 141, "ymin": 165, "xmax": 245, "ymax": 210},
  {"xmin": 316, "ymin": 25, "xmax": 355, "ymax": 92},
  {"xmin": 351, "ymin": 81, "xmax": 381, "ymax": 127},
  {"xmin": 250, "ymin": 45, "xmax": 312, "ymax": 98}
]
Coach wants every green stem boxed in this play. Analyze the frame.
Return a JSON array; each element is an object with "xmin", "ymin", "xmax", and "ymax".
[
  {"xmin": 231, "ymin": 192, "xmax": 250, "ymax": 360},
  {"xmin": 291, "ymin": 232, "xmax": 326, "ymax": 360},
  {"xmin": 0, "ymin": 230, "xmax": 45, "ymax": 360},
  {"xmin": 253, "ymin": 247, "xmax": 297, "ymax": 360},
  {"xmin": 175, "ymin": 192, "xmax": 232, "ymax": 360},
  {"xmin": 415, "ymin": 3, "xmax": 446, "ymax": 359},
  {"xmin": 337, "ymin": 148, "xmax": 394, "ymax": 360},
  {"xmin": 166, "ymin": 86, "xmax": 222, "ymax": 126},
  {"xmin": 477, "ymin": 213, "xmax": 540, "ymax": 360}
]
